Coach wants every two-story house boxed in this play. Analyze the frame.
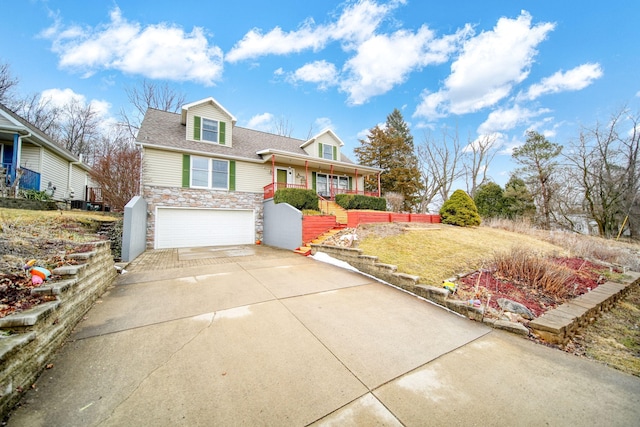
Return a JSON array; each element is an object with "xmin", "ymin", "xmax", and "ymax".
[{"xmin": 137, "ymin": 97, "xmax": 381, "ymax": 249}]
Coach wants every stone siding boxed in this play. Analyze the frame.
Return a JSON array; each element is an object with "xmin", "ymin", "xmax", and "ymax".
[
  {"xmin": 0, "ymin": 241, "xmax": 117, "ymax": 418},
  {"xmin": 143, "ymin": 185, "xmax": 264, "ymax": 249}
]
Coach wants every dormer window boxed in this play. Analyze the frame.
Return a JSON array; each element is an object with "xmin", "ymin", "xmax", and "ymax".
[
  {"xmin": 323, "ymin": 144, "xmax": 333, "ymax": 159},
  {"xmin": 202, "ymin": 118, "xmax": 219, "ymax": 143},
  {"xmin": 193, "ymin": 115, "xmax": 227, "ymax": 145},
  {"xmin": 318, "ymin": 142, "xmax": 337, "ymax": 160}
]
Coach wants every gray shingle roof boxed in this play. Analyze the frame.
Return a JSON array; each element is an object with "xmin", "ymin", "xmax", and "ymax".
[{"xmin": 137, "ymin": 108, "xmax": 355, "ymax": 164}]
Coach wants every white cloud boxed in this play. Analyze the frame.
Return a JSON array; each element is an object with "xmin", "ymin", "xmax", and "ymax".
[
  {"xmin": 40, "ymin": 88, "xmax": 116, "ymax": 131},
  {"xmin": 341, "ymin": 25, "xmax": 471, "ymax": 105},
  {"xmin": 477, "ymin": 104, "xmax": 551, "ymax": 134},
  {"xmin": 314, "ymin": 117, "xmax": 334, "ymax": 131},
  {"xmin": 246, "ymin": 112, "xmax": 274, "ymax": 131},
  {"xmin": 226, "ymin": 0, "xmax": 395, "ymax": 62},
  {"xmin": 415, "ymin": 11, "xmax": 555, "ymax": 120},
  {"xmin": 42, "ymin": 7, "xmax": 223, "ymax": 85},
  {"xmin": 290, "ymin": 60, "xmax": 338, "ymax": 89},
  {"xmin": 522, "ymin": 63, "xmax": 603, "ymax": 100}
]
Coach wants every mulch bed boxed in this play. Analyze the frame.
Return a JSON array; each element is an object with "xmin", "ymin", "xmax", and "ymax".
[{"xmin": 455, "ymin": 257, "xmax": 609, "ymax": 318}]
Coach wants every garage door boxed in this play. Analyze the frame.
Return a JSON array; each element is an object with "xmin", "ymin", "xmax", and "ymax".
[{"xmin": 156, "ymin": 208, "xmax": 255, "ymax": 249}]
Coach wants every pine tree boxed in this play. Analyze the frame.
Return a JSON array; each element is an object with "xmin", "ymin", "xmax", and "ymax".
[
  {"xmin": 512, "ymin": 131, "xmax": 562, "ymax": 229},
  {"xmin": 354, "ymin": 109, "xmax": 423, "ymax": 211}
]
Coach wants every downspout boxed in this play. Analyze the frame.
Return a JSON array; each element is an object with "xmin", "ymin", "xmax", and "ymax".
[
  {"xmin": 68, "ymin": 153, "xmax": 83, "ymax": 201},
  {"xmin": 377, "ymin": 172, "xmax": 381, "ymax": 197}
]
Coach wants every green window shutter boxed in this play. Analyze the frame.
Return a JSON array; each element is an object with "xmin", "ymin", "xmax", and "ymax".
[
  {"xmin": 333, "ymin": 146, "xmax": 337, "ymax": 160},
  {"xmin": 193, "ymin": 116, "xmax": 201, "ymax": 141},
  {"xmin": 348, "ymin": 176, "xmax": 353, "ymax": 189},
  {"xmin": 318, "ymin": 143, "xmax": 323, "ymax": 158},
  {"xmin": 312, "ymin": 172, "xmax": 317, "ymax": 191},
  {"xmin": 182, "ymin": 154, "xmax": 190, "ymax": 187},
  {"xmin": 229, "ymin": 160, "xmax": 236, "ymax": 191},
  {"xmin": 220, "ymin": 121, "xmax": 226, "ymax": 145}
]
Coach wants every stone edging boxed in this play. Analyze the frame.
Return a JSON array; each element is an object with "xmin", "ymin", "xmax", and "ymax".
[
  {"xmin": 0, "ymin": 241, "xmax": 117, "ymax": 419},
  {"xmin": 310, "ymin": 244, "xmax": 638, "ymax": 339},
  {"xmin": 528, "ymin": 274, "xmax": 640, "ymax": 344}
]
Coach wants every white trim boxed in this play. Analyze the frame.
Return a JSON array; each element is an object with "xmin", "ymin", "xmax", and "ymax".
[
  {"xmin": 190, "ymin": 155, "xmax": 229, "ymax": 190},
  {"xmin": 181, "ymin": 97, "xmax": 237, "ymax": 124}
]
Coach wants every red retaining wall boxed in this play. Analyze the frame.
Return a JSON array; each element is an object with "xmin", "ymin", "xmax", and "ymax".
[
  {"xmin": 302, "ymin": 215, "xmax": 339, "ymax": 243},
  {"xmin": 347, "ymin": 211, "xmax": 440, "ymax": 227}
]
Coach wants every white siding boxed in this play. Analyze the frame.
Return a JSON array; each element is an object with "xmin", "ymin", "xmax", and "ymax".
[
  {"xmin": 20, "ymin": 145, "xmax": 42, "ymax": 174},
  {"xmin": 186, "ymin": 103, "xmax": 233, "ymax": 147},
  {"xmin": 70, "ymin": 164, "xmax": 88, "ymax": 200},
  {"xmin": 41, "ymin": 150, "xmax": 70, "ymax": 199},
  {"xmin": 305, "ymin": 132, "xmax": 341, "ymax": 160},
  {"xmin": 236, "ymin": 162, "xmax": 271, "ymax": 192},
  {"xmin": 143, "ymin": 148, "xmax": 182, "ymax": 187}
]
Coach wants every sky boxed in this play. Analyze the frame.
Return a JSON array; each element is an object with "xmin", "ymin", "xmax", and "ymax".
[{"xmin": 2, "ymin": 0, "xmax": 639, "ymax": 188}]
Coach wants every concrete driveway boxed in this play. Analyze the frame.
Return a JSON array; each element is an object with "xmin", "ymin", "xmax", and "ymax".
[{"xmin": 7, "ymin": 245, "xmax": 640, "ymax": 426}]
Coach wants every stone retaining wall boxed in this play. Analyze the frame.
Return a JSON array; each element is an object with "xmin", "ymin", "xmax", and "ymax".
[
  {"xmin": 311, "ymin": 244, "xmax": 484, "ymax": 321},
  {"xmin": 312, "ymin": 244, "xmax": 638, "ymax": 339},
  {"xmin": 528, "ymin": 273, "xmax": 640, "ymax": 344},
  {"xmin": 0, "ymin": 241, "xmax": 117, "ymax": 418}
]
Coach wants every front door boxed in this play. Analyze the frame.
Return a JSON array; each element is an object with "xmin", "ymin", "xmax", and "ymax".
[{"xmin": 276, "ymin": 168, "xmax": 294, "ymax": 190}]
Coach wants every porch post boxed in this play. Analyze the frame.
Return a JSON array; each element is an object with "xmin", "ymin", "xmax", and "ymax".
[
  {"xmin": 330, "ymin": 164, "xmax": 334, "ymax": 199},
  {"xmin": 271, "ymin": 154, "xmax": 275, "ymax": 188},
  {"xmin": 355, "ymin": 168, "xmax": 358, "ymax": 194},
  {"xmin": 11, "ymin": 133, "xmax": 19, "ymax": 184},
  {"xmin": 377, "ymin": 172, "xmax": 381, "ymax": 197}
]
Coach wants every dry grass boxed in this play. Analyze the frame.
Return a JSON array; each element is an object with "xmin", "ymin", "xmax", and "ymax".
[
  {"xmin": 356, "ymin": 223, "xmax": 566, "ymax": 285},
  {"xmin": 0, "ymin": 208, "xmax": 119, "ymax": 273},
  {"xmin": 569, "ymin": 284, "xmax": 640, "ymax": 377},
  {"xmin": 485, "ymin": 218, "xmax": 640, "ymax": 271},
  {"xmin": 493, "ymin": 248, "xmax": 574, "ymax": 298}
]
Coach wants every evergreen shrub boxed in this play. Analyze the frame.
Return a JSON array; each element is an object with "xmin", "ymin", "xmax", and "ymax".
[
  {"xmin": 274, "ymin": 188, "xmax": 319, "ymax": 210},
  {"xmin": 440, "ymin": 190, "xmax": 481, "ymax": 227}
]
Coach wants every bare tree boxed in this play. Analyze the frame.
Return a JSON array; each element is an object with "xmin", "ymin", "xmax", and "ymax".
[
  {"xmin": 271, "ymin": 115, "xmax": 294, "ymax": 137},
  {"xmin": 463, "ymin": 133, "xmax": 498, "ymax": 198},
  {"xmin": 52, "ymin": 99, "xmax": 101, "ymax": 160},
  {"xmin": 10, "ymin": 93, "xmax": 61, "ymax": 136},
  {"xmin": 89, "ymin": 126, "xmax": 141, "ymax": 210},
  {"xmin": 416, "ymin": 126, "xmax": 464, "ymax": 208},
  {"xmin": 121, "ymin": 80, "xmax": 186, "ymax": 138},
  {"xmin": 565, "ymin": 108, "xmax": 640, "ymax": 238},
  {"xmin": 0, "ymin": 62, "xmax": 19, "ymax": 104}
]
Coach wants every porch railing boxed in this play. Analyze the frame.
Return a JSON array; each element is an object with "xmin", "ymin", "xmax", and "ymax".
[
  {"xmin": 264, "ymin": 182, "xmax": 379, "ymax": 200},
  {"xmin": 263, "ymin": 182, "xmax": 308, "ymax": 199},
  {"xmin": 1, "ymin": 164, "xmax": 41, "ymax": 192}
]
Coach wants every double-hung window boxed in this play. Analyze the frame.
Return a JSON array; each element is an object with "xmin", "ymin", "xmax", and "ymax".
[
  {"xmin": 322, "ymin": 144, "xmax": 333, "ymax": 159},
  {"xmin": 202, "ymin": 118, "xmax": 219, "ymax": 143},
  {"xmin": 191, "ymin": 156, "xmax": 229, "ymax": 190}
]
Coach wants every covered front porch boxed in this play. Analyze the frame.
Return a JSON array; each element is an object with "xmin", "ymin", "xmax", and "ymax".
[{"xmin": 261, "ymin": 150, "xmax": 382, "ymax": 201}]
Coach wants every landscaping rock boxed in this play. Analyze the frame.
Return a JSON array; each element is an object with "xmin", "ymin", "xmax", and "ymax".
[{"xmin": 497, "ymin": 298, "xmax": 535, "ymax": 320}]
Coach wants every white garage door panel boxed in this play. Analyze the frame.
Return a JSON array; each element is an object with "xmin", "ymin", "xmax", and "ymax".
[{"xmin": 156, "ymin": 208, "xmax": 255, "ymax": 249}]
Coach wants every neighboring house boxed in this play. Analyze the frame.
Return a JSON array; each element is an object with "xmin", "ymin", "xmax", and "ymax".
[
  {"xmin": 136, "ymin": 97, "xmax": 382, "ymax": 249},
  {"xmin": 0, "ymin": 103, "xmax": 94, "ymax": 205}
]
